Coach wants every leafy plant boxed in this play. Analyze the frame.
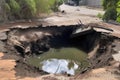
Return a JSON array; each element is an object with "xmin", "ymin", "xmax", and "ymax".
[
  {"xmin": 3, "ymin": 0, "xmax": 63, "ymax": 20},
  {"xmin": 9, "ymin": 0, "xmax": 21, "ymax": 19},
  {"xmin": 4, "ymin": 3, "xmax": 11, "ymax": 12},
  {"xmin": 97, "ymin": 13, "xmax": 103, "ymax": 19},
  {"xmin": 20, "ymin": 0, "xmax": 37, "ymax": 19},
  {"xmin": 24, "ymin": 0, "xmax": 37, "ymax": 16},
  {"xmin": 116, "ymin": 1, "xmax": 120, "ymax": 22},
  {"xmin": 102, "ymin": 0, "xmax": 120, "ymax": 22},
  {"xmin": 103, "ymin": 7, "xmax": 117, "ymax": 21}
]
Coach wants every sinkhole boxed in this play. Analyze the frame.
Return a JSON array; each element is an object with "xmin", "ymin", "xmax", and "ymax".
[{"xmin": 6, "ymin": 25, "xmax": 115, "ymax": 75}]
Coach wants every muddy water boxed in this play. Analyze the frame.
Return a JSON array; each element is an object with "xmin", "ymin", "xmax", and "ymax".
[{"xmin": 27, "ymin": 47, "xmax": 89, "ymax": 75}]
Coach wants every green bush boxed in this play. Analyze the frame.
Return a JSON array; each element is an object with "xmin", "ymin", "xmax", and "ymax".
[
  {"xmin": 116, "ymin": 1, "xmax": 120, "ymax": 22},
  {"xmin": 50, "ymin": 0, "xmax": 63, "ymax": 12},
  {"xmin": 35, "ymin": 0, "xmax": 51, "ymax": 13},
  {"xmin": 97, "ymin": 13, "xmax": 103, "ymax": 19},
  {"xmin": 102, "ymin": 0, "xmax": 120, "ymax": 22},
  {"xmin": 35, "ymin": 0, "xmax": 63, "ymax": 14},
  {"xmin": 103, "ymin": 7, "xmax": 117, "ymax": 21},
  {"xmin": 9, "ymin": 0, "xmax": 21, "ymax": 19},
  {"xmin": 4, "ymin": 3, "xmax": 11, "ymax": 12},
  {"xmin": 24, "ymin": 0, "xmax": 36, "ymax": 15},
  {"xmin": 19, "ymin": 0, "xmax": 37, "ymax": 19},
  {"xmin": 102, "ymin": 0, "xmax": 118, "ymax": 10},
  {"xmin": 4, "ymin": 0, "xmax": 63, "ymax": 20},
  {"xmin": 116, "ymin": 16, "xmax": 120, "ymax": 22}
]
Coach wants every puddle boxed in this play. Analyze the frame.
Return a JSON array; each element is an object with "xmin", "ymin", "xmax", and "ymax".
[{"xmin": 27, "ymin": 47, "xmax": 89, "ymax": 75}]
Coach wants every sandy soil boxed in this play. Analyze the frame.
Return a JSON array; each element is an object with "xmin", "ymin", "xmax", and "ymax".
[
  {"xmin": 0, "ymin": 52, "xmax": 39, "ymax": 80},
  {"xmin": 81, "ymin": 67, "xmax": 120, "ymax": 80},
  {"xmin": 0, "ymin": 52, "xmax": 16, "ymax": 80}
]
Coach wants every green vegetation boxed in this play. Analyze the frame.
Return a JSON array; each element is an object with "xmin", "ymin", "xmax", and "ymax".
[
  {"xmin": 9, "ymin": 0, "xmax": 20, "ymax": 14},
  {"xmin": 117, "ymin": 1, "xmax": 120, "ymax": 22},
  {"xmin": 102, "ymin": 0, "xmax": 120, "ymax": 22},
  {"xmin": 97, "ymin": 13, "xmax": 103, "ymax": 19},
  {"xmin": 3, "ymin": 0, "xmax": 63, "ymax": 20}
]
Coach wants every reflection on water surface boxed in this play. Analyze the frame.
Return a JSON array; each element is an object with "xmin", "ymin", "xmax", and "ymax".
[{"xmin": 28, "ymin": 48, "xmax": 89, "ymax": 75}]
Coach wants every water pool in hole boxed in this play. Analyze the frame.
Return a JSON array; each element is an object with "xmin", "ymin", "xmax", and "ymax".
[{"xmin": 27, "ymin": 47, "xmax": 89, "ymax": 75}]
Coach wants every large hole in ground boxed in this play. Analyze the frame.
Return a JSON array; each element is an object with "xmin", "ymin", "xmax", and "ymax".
[{"xmin": 5, "ymin": 25, "xmax": 117, "ymax": 76}]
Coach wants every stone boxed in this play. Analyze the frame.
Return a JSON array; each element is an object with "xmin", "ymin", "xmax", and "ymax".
[{"xmin": 0, "ymin": 32, "xmax": 7, "ymax": 40}]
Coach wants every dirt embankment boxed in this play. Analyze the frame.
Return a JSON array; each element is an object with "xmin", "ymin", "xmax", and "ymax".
[{"xmin": 89, "ymin": 35, "xmax": 115, "ymax": 68}]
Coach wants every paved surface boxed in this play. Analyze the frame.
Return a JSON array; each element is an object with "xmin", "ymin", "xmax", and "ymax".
[
  {"xmin": 59, "ymin": 4, "xmax": 104, "ymax": 16},
  {"xmin": 44, "ymin": 4, "xmax": 104, "ymax": 26}
]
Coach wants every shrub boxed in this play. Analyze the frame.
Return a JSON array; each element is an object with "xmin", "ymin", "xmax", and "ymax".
[
  {"xmin": 102, "ymin": 0, "xmax": 120, "ymax": 22},
  {"xmin": 4, "ymin": 0, "xmax": 63, "ymax": 20},
  {"xmin": 103, "ymin": 7, "xmax": 117, "ymax": 21},
  {"xmin": 18, "ymin": 0, "xmax": 37, "ymax": 19},
  {"xmin": 116, "ymin": 16, "xmax": 120, "ymax": 22},
  {"xmin": 97, "ymin": 13, "xmax": 103, "ymax": 19},
  {"xmin": 116, "ymin": 1, "xmax": 120, "ymax": 22},
  {"xmin": 9, "ymin": 0, "xmax": 21, "ymax": 19}
]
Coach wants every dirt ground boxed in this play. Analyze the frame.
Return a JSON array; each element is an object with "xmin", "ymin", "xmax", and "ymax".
[{"xmin": 0, "ymin": 52, "xmax": 37, "ymax": 80}]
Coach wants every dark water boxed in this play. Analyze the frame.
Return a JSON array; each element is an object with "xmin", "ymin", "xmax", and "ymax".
[{"xmin": 27, "ymin": 47, "xmax": 89, "ymax": 75}]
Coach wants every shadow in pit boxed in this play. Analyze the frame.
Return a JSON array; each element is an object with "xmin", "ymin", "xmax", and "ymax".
[{"xmin": 49, "ymin": 30, "xmax": 101, "ymax": 53}]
